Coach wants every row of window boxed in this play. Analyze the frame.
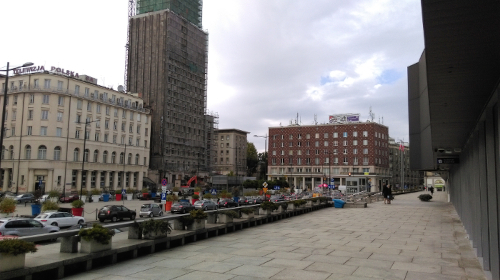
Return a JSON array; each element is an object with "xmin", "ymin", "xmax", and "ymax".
[
  {"xmin": 5, "ymin": 126, "xmax": 148, "ymax": 147},
  {"xmin": 272, "ymin": 131, "xmax": 387, "ymax": 140},
  {"xmin": 272, "ymin": 148, "xmax": 388, "ymax": 156},
  {"xmin": 271, "ymin": 157, "xmax": 376, "ymax": 165},
  {"xmin": 1, "ymin": 145, "xmax": 147, "ymax": 165},
  {"xmin": 271, "ymin": 140, "xmax": 388, "ymax": 148},
  {"xmin": 270, "ymin": 167, "xmax": 371, "ymax": 174}
]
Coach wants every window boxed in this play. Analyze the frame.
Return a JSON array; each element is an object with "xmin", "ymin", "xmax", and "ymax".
[
  {"xmin": 42, "ymin": 95, "xmax": 49, "ymax": 104},
  {"xmin": 56, "ymin": 128, "xmax": 62, "ymax": 137},
  {"xmin": 114, "ymin": 108, "xmax": 118, "ymax": 117},
  {"xmin": 106, "ymin": 106, "xmax": 110, "ymax": 115},
  {"xmin": 129, "ymin": 124, "xmax": 133, "ymax": 133},
  {"xmin": 84, "ymin": 149, "xmax": 89, "ymax": 162},
  {"xmin": 54, "ymin": 147, "xmax": 61, "ymax": 160},
  {"xmin": 363, "ymin": 158, "xmax": 369, "ymax": 165},
  {"xmin": 343, "ymin": 140, "xmax": 348, "ymax": 146},
  {"xmin": 353, "ymin": 148, "xmax": 358, "ymax": 154},
  {"xmin": 40, "ymin": 126, "xmax": 47, "ymax": 136},
  {"xmin": 111, "ymin": 152, "xmax": 116, "ymax": 163},
  {"xmin": 58, "ymin": 96, "xmax": 64, "ymax": 106},
  {"xmin": 145, "ymin": 128, "xmax": 148, "ymax": 136},
  {"xmin": 363, "ymin": 140, "xmax": 368, "ymax": 145},
  {"xmin": 87, "ymin": 102, "xmax": 92, "ymax": 111},
  {"xmin": 137, "ymin": 113, "xmax": 141, "ymax": 122},
  {"xmin": 333, "ymin": 141, "xmax": 338, "ymax": 146},
  {"xmin": 353, "ymin": 140, "xmax": 358, "ymax": 145},
  {"xmin": 122, "ymin": 110, "xmax": 126, "ymax": 119},
  {"xmin": 306, "ymin": 134, "xmax": 310, "ymax": 139},
  {"xmin": 41, "ymin": 110, "xmax": 48, "ymax": 120},
  {"xmin": 73, "ymin": 148, "xmax": 79, "ymax": 161},
  {"xmin": 272, "ymin": 151, "xmax": 276, "ymax": 156},
  {"xmin": 363, "ymin": 131, "xmax": 368, "ymax": 137},
  {"xmin": 95, "ymin": 133, "xmax": 99, "ymax": 141},
  {"xmin": 130, "ymin": 112, "xmax": 134, "ymax": 120},
  {"xmin": 334, "ymin": 157, "xmax": 338, "ymax": 163},
  {"xmin": 121, "ymin": 123, "xmax": 125, "ymax": 131},
  {"xmin": 343, "ymin": 157, "xmax": 348, "ymax": 164},
  {"xmin": 353, "ymin": 131, "xmax": 358, "ymax": 137},
  {"xmin": 96, "ymin": 104, "xmax": 101, "ymax": 113},
  {"xmin": 44, "ymin": 79, "xmax": 51, "ymax": 89},
  {"xmin": 103, "ymin": 151, "xmax": 108, "ymax": 163},
  {"xmin": 343, "ymin": 149, "xmax": 348, "ymax": 154},
  {"xmin": 75, "ymin": 130, "xmax": 80, "ymax": 139},
  {"xmin": 113, "ymin": 135, "xmax": 117, "ymax": 144},
  {"xmin": 324, "ymin": 141, "xmax": 328, "ymax": 147},
  {"xmin": 57, "ymin": 112, "xmax": 63, "ymax": 122},
  {"xmin": 93, "ymin": 150, "xmax": 99, "ymax": 162},
  {"xmin": 29, "ymin": 94, "xmax": 34, "ymax": 103},
  {"xmin": 315, "ymin": 141, "xmax": 319, "ymax": 147},
  {"xmin": 57, "ymin": 81, "xmax": 63, "ymax": 90},
  {"xmin": 363, "ymin": 148, "xmax": 368, "ymax": 154},
  {"xmin": 333, "ymin": 149, "xmax": 338, "ymax": 155},
  {"xmin": 25, "ymin": 145, "xmax": 31, "ymax": 159},
  {"xmin": 10, "ymin": 127, "xmax": 15, "ymax": 136},
  {"xmin": 38, "ymin": 145, "xmax": 47, "ymax": 159},
  {"xmin": 12, "ymin": 110, "xmax": 16, "ymax": 121},
  {"xmin": 27, "ymin": 126, "xmax": 32, "ymax": 136},
  {"xmin": 33, "ymin": 79, "xmax": 39, "ymax": 88},
  {"xmin": 135, "ymin": 154, "xmax": 139, "ymax": 165},
  {"xmin": 120, "ymin": 153, "xmax": 124, "ymax": 164},
  {"xmin": 104, "ymin": 134, "xmax": 108, "ymax": 142},
  {"xmin": 315, "ymin": 158, "xmax": 320, "ymax": 164},
  {"xmin": 113, "ymin": 121, "xmax": 117, "ymax": 130},
  {"xmin": 77, "ymin": 100, "xmax": 82, "ymax": 109},
  {"xmin": 324, "ymin": 133, "xmax": 328, "ymax": 138},
  {"xmin": 105, "ymin": 120, "xmax": 109, "ymax": 129},
  {"xmin": 75, "ymin": 85, "xmax": 80, "ymax": 95}
]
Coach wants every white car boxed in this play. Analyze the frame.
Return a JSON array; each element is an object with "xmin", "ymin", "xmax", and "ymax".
[
  {"xmin": 34, "ymin": 212, "xmax": 85, "ymax": 228},
  {"xmin": 39, "ymin": 194, "xmax": 50, "ymax": 203}
]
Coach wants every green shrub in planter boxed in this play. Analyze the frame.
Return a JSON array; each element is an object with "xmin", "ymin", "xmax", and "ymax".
[
  {"xmin": 78, "ymin": 224, "xmax": 115, "ymax": 245},
  {"xmin": 240, "ymin": 208, "xmax": 254, "ymax": 215},
  {"xmin": 181, "ymin": 209, "xmax": 208, "ymax": 226},
  {"xmin": 126, "ymin": 188, "xmax": 134, "ymax": 194},
  {"xmin": 311, "ymin": 197, "xmax": 320, "ymax": 202},
  {"xmin": 0, "ymin": 239, "xmax": 37, "ymax": 256},
  {"xmin": 42, "ymin": 200, "xmax": 59, "ymax": 212},
  {"xmin": 48, "ymin": 190, "xmax": 60, "ymax": 198},
  {"xmin": 220, "ymin": 210, "xmax": 239, "ymax": 218},
  {"xmin": 71, "ymin": 199, "xmax": 85, "ymax": 208},
  {"xmin": 418, "ymin": 194, "xmax": 433, "ymax": 202},
  {"xmin": 192, "ymin": 194, "xmax": 199, "ymax": 199},
  {"xmin": 141, "ymin": 219, "xmax": 172, "ymax": 236},
  {"xmin": 141, "ymin": 188, "xmax": 149, "ymax": 193},
  {"xmin": 203, "ymin": 193, "xmax": 213, "ymax": 199},
  {"xmin": 292, "ymin": 199, "xmax": 307, "ymax": 207},
  {"xmin": 0, "ymin": 198, "xmax": 16, "ymax": 214},
  {"xmin": 81, "ymin": 189, "xmax": 88, "ymax": 196},
  {"xmin": 319, "ymin": 197, "xmax": 329, "ymax": 203},
  {"xmin": 194, "ymin": 187, "xmax": 201, "ymax": 192},
  {"xmin": 260, "ymin": 201, "xmax": 278, "ymax": 211},
  {"xmin": 91, "ymin": 189, "xmax": 101, "ymax": 195},
  {"xmin": 115, "ymin": 190, "xmax": 122, "ymax": 195},
  {"xmin": 172, "ymin": 187, "xmax": 180, "ymax": 192}
]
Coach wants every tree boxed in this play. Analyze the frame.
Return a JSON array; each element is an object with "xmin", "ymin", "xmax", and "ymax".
[
  {"xmin": 227, "ymin": 171, "xmax": 235, "ymax": 177},
  {"xmin": 257, "ymin": 151, "xmax": 268, "ymax": 180},
  {"xmin": 246, "ymin": 143, "xmax": 258, "ymax": 176}
]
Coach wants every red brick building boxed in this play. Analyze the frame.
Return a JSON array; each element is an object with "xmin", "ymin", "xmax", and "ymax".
[{"xmin": 267, "ymin": 121, "xmax": 390, "ymax": 193}]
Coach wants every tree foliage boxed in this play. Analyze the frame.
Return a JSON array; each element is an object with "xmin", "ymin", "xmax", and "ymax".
[{"xmin": 246, "ymin": 142, "xmax": 259, "ymax": 176}]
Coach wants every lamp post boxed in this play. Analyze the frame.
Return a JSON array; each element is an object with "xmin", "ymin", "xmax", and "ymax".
[
  {"xmin": 0, "ymin": 62, "xmax": 33, "ymax": 189},
  {"xmin": 254, "ymin": 134, "xmax": 268, "ymax": 200},
  {"xmin": 79, "ymin": 118, "xmax": 99, "ymax": 201},
  {"xmin": 118, "ymin": 143, "xmax": 127, "ymax": 205}
]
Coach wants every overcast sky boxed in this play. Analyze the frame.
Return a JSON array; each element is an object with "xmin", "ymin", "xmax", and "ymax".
[{"xmin": 2, "ymin": 0, "xmax": 424, "ymax": 153}]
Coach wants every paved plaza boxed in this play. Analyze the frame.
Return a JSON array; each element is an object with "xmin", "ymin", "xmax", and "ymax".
[{"xmin": 62, "ymin": 191, "xmax": 485, "ymax": 280}]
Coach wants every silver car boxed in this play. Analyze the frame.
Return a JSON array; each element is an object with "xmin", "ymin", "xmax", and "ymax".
[
  {"xmin": 139, "ymin": 203, "xmax": 163, "ymax": 218},
  {"xmin": 0, "ymin": 218, "xmax": 60, "ymax": 237},
  {"xmin": 34, "ymin": 212, "xmax": 85, "ymax": 228},
  {"xmin": 194, "ymin": 200, "xmax": 218, "ymax": 210}
]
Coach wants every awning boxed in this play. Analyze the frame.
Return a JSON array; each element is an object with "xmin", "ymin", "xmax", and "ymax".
[{"xmin": 143, "ymin": 177, "xmax": 156, "ymax": 186}]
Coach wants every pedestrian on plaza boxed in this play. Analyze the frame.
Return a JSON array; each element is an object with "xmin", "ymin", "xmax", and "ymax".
[
  {"xmin": 429, "ymin": 186, "xmax": 434, "ymax": 195},
  {"xmin": 382, "ymin": 184, "xmax": 391, "ymax": 204}
]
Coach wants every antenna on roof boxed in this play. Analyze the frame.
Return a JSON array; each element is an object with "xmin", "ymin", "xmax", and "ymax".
[
  {"xmin": 314, "ymin": 114, "xmax": 318, "ymax": 125},
  {"xmin": 369, "ymin": 106, "xmax": 375, "ymax": 122}
]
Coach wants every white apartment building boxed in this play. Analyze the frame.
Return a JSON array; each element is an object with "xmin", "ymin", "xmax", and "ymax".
[{"xmin": 0, "ymin": 69, "xmax": 151, "ymax": 194}]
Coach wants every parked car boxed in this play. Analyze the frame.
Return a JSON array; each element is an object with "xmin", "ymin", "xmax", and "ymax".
[
  {"xmin": 194, "ymin": 200, "xmax": 218, "ymax": 210},
  {"xmin": 34, "ymin": 212, "xmax": 85, "ymax": 228},
  {"xmin": 38, "ymin": 194, "xmax": 50, "ymax": 203},
  {"xmin": 218, "ymin": 198, "xmax": 239, "ymax": 208},
  {"xmin": 269, "ymin": 195, "xmax": 285, "ymax": 203},
  {"xmin": 139, "ymin": 203, "xmax": 163, "ymax": 218},
  {"xmin": 14, "ymin": 193, "xmax": 35, "ymax": 203},
  {"xmin": 238, "ymin": 196, "xmax": 251, "ymax": 205},
  {"xmin": 98, "ymin": 205, "xmax": 136, "ymax": 222},
  {"xmin": 0, "ymin": 191, "xmax": 16, "ymax": 199},
  {"xmin": 0, "ymin": 218, "xmax": 59, "ymax": 237},
  {"xmin": 250, "ymin": 197, "xmax": 263, "ymax": 204},
  {"xmin": 59, "ymin": 194, "xmax": 80, "ymax": 203},
  {"xmin": 139, "ymin": 194, "xmax": 152, "ymax": 200},
  {"xmin": 170, "ymin": 201, "xmax": 195, "ymax": 214}
]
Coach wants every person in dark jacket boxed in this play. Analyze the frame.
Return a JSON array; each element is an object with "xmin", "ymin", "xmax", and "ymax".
[{"xmin": 382, "ymin": 184, "xmax": 392, "ymax": 204}]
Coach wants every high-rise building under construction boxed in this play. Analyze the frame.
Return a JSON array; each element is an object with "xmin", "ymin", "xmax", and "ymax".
[{"xmin": 126, "ymin": 0, "xmax": 213, "ymax": 185}]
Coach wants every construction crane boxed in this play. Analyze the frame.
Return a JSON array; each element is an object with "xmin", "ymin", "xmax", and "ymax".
[{"xmin": 123, "ymin": 0, "xmax": 136, "ymax": 92}]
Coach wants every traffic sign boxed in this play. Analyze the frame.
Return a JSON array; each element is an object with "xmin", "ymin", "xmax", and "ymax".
[
  {"xmin": 330, "ymin": 178, "xmax": 335, "ymax": 182},
  {"xmin": 262, "ymin": 182, "xmax": 268, "ymax": 187},
  {"xmin": 263, "ymin": 187, "xmax": 268, "ymax": 193},
  {"xmin": 121, "ymin": 189, "xmax": 126, "ymax": 195},
  {"xmin": 161, "ymin": 178, "xmax": 167, "ymax": 186},
  {"xmin": 211, "ymin": 189, "xmax": 217, "ymax": 195},
  {"xmin": 161, "ymin": 193, "xmax": 167, "ymax": 202},
  {"xmin": 328, "ymin": 185, "xmax": 335, "ymax": 189},
  {"xmin": 273, "ymin": 186, "xmax": 280, "ymax": 190},
  {"xmin": 162, "ymin": 186, "xmax": 167, "ymax": 193}
]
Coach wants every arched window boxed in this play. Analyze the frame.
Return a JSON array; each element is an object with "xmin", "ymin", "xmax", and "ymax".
[
  {"xmin": 119, "ymin": 152, "xmax": 124, "ymax": 164},
  {"xmin": 135, "ymin": 154, "xmax": 139, "ymax": 165},
  {"xmin": 111, "ymin": 152, "xmax": 116, "ymax": 164},
  {"xmin": 128, "ymin": 153, "xmax": 132, "ymax": 165},
  {"xmin": 103, "ymin": 151, "xmax": 108, "ymax": 163},
  {"xmin": 93, "ymin": 150, "xmax": 99, "ymax": 162},
  {"xmin": 25, "ymin": 145, "xmax": 31, "ymax": 159},
  {"xmin": 54, "ymin": 146, "xmax": 61, "ymax": 160},
  {"xmin": 9, "ymin": 146, "xmax": 14, "ymax": 160},
  {"xmin": 84, "ymin": 149, "xmax": 89, "ymax": 162},
  {"xmin": 38, "ymin": 145, "xmax": 47, "ymax": 159},
  {"xmin": 73, "ymin": 148, "xmax": 79, "ymax": 161}
]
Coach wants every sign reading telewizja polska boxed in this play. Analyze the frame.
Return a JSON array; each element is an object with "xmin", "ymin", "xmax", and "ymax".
[{"xmin": 12, "ymin": 65, "xmax": 97, "ymax": 83}]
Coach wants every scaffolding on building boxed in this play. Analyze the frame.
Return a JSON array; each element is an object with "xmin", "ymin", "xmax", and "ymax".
[
  {"xmin": 136, "ymin": 0, "xmax": 203, "ymax": 28},
  {"xmin": 205, "ymin": 111, "xmax": 218, "ymax": 175}
]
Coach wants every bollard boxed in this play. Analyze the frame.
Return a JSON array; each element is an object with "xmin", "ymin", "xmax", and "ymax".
[{"xmin": 95, "ymin": 209, "xmax": 98, "ymax": 221}]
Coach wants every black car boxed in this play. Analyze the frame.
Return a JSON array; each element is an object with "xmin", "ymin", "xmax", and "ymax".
[
  {"xmin": 98, "ymin": 205, "xmax": 136, "ymax": 222},
  {"xmin": 238, "ymin": 196, "xmax": 250, "ymax": 205},
  {"xmin": 171, "ymin": 201, "xmax": 195, "ymax": 214},
  {"xmin": 218, "ymin": 198, "xmax": 239, "ymax": 208},
  {"xmin": 250, "ymin": 197, "xmax": 263, "ymax": 204},
  {"xmin": 269, "ymin": 195, "xmax": 285, "ymax": 203}
]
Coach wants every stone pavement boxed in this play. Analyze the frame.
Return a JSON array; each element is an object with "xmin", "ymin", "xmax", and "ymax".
[{"xmin": 64, "ymin": 191, "xmax": 486, "ymax": 280}]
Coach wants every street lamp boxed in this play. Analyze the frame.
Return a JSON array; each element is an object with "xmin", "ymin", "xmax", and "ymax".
[
  {"xmin": 79, "ymin": 118, "xmax": 99, "ymax": 201},
  {"xmin": 118, "ymin": 143, "xmax": 127, "ymax": 205},
  {"xmin": 0, "ymin": 62, "xmax": 33, "ymax": 187},
  {"xmin": 254, "ymin": 134, "xmax": 268, "ymax": 200}
]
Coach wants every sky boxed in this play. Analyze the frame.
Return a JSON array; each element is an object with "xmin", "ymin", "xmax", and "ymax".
[{"xmin": 1, "ymin": 0, "xmax": 424, "ymax": 153}]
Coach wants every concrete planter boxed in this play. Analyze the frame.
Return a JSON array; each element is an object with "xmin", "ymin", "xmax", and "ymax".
[
  {"xmin": 287, "ymin": 203, "xmax": 296, "ymax": 210},
  {"xmin": 259, "ymin": 209, "xmax": 272, "ymax": 216},
  {"xmin": 306, "ymin": 201, "xmax": 313, "ymax": 207},
  {"xmin": 218, "ymin": 213, "xmax": 233, "ymax": 224},
  {"xmin": 252, "ymin": 208, "xmax": 260, "ymax": 215},
  {"xmin": 0, "ymin": 253, "xmax": 25, "ymax": 272},
  {"xmin": 49, "ymin": 197, "xmax": 59, "ymax": 203},
  {"xmin": 169, "ymin": 219, "xmax": 184, "ymax": 230},
  {"xmin": 143, "ymin": 231, "xmax": 167, "ymax": 240},
  {"xmin": 127, "ymin": 194, "xmax": 133, "ymax": 201},
  {"xmin": 128, "ymin": 227, "xmax": 142, "ymax": 239},
  {"xmin": 80, "ymin": 195, "xmax": 87, "ymax": 202},
  {"xmin": 92, "ymin": 195, "xmax": 100, "ymax": 203},
  {"xmin": 241, "ymin": 212, "xmax": 254, "ymax": 219},
  {"xmin": 80, "ymin": 239, "xmax": 112, "ymax": 253},
  {"xmin": 186, "ymin": 219, "xmax": 205, "ymax": 231},
  {"xmin": 276, "ymin": 205, "xmax": 286, "ymax": 213}
]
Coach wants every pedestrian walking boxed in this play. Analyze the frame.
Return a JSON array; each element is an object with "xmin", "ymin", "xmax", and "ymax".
[
  {"xmin": 429, "ymin": 186, "xmax": 434, "ymax": 195},
  {"xmin": 382, "ymin": 184, "xmax": 392, "ymax": 204}
]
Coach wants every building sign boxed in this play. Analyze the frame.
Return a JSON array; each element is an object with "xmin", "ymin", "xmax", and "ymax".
[
  {"xmin": 12, "ymin": 65, "xmax": 97, "ymax": 83},
  {"xmin": 437, "ymin": 158, "xmax": 459, "ymax": 164},
  {"xmin": 329, "ymin": 114, "xmax": 360, "ymax": 124}
]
